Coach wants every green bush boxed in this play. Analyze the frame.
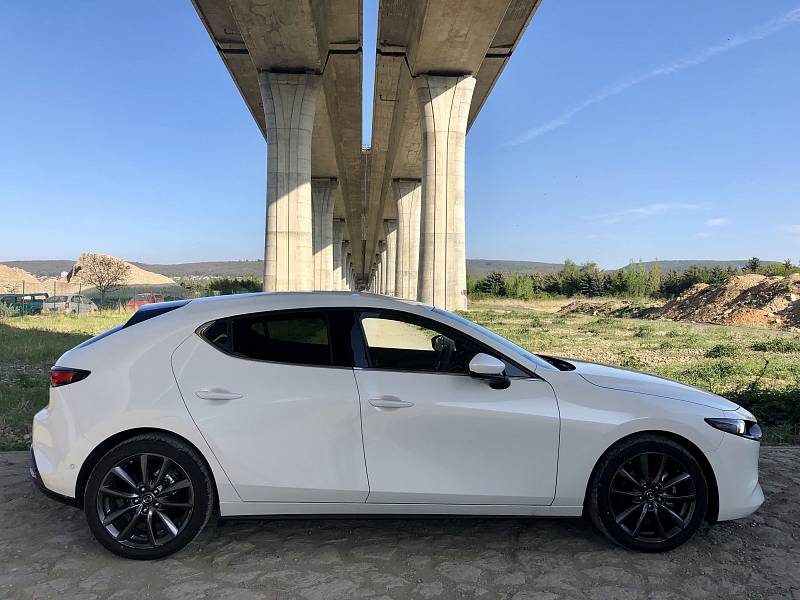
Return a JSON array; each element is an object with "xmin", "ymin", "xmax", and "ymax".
[
  {"xmin": 0, "ymin": 304, "xmax": 20, "ymax": 318},
  {"xmin": 705, "ymin": 344, "xmax": 739, "ymax": 358},
  {"xmin": 751, "ymin": 338, "xmax": 800, "ymax": 353}
]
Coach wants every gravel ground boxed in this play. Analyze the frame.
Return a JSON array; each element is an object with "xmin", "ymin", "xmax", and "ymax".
[{"xmin": 1, "ymin": 448, "xmax": 798, "ymax": 600}]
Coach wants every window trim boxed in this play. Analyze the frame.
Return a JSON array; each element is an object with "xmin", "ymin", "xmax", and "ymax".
[
  {"xmin": 195, "ymin": 307, "xmax": 356, "ymax": 370},
  {"xmin": 353, "ymin": 308, "xmax": 536, "ymax": 379}
]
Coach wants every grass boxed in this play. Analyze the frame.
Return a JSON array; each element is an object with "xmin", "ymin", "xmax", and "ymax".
[{"xmin": 1, "ymin": 304, "xmax": 798, "ymax": 449}]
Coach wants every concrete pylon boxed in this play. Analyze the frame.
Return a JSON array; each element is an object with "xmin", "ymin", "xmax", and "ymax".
[
  {"xmin": 311, "ymin": 178, "xmax": 337, "ymax": 290},
  {"xmin": 378, "ymin": 242, "xmax": 387, "ymax": 295},
  {"xmin": 331, "ymin": 219, "xmax": 344, "ymax": 291},
  {"xmin": 340, "ymin": 241, "xmax": 350, "ymax": 290},
  {"xmin": 375, "ymin": 254, "xmax": 382, "ymax": 294},
  {"xmin": 258, "ymin": 71, "xmax": 321, "ymax": 291},
  {"xmin": 414, "ymin": 74, "xmax": 475, "ymax": 310},
  {"xmin": 393, "ymin": 180, "xmax": 421, "ymax": 300},
  {"xmin": 383, "ymin": 220, "xmax": 397, "ymax": 297}
]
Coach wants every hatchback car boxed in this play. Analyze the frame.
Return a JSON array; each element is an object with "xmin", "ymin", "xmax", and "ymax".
[
  {"xmin": 31, "ymin": 292, "xmax": 763, "ymax": 559},
  {"xmin": 41, "ymin": 294, "xmax": 98, "ymax": 314}
]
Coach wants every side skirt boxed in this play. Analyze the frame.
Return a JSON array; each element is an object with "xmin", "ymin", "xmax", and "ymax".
[{"xmin": 219, "ymin": 502, "xmax": 583, "ymax": 518}]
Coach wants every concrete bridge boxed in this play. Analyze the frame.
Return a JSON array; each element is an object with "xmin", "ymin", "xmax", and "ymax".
[{"xmin": 193, "ymin": 0, "xmax": 540, "ymax": 310}]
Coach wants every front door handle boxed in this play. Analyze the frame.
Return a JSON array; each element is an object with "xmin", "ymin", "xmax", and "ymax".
[
  {"xmin": 195, "ymin": 389, "xmax": 242, "ymax": 401},
  {"xmin": 368, "ymin": 396, "xmax": 414, "ymax": 409}
]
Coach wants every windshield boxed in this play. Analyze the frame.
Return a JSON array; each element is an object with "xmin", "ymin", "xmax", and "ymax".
[{"xmin": 433, "ymin": 308, "xmax": 556, "ymax": 371}]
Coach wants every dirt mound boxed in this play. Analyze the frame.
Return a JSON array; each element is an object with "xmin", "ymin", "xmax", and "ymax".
[
  {"xmin": 65, "ymin": 253, "xmax": 176, "ymax": 287},
  {"xmin": 651, "ymin": 274, "xmax": 800, "ymax": 330},
  {"xmin": 0, "ymin": 264, "xmax": 40, "ymax": 292},
  {"xmin": 558, "ymin": 298, "xmax": 663, "ymax": 319}
]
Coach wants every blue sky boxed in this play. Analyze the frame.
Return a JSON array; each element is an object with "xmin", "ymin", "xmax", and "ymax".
[{"xmin": 0, "ymin": 1, "xmax": 798, "ymax": 269}]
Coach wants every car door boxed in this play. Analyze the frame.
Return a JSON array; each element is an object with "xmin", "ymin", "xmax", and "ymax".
[
  {"xmin": 353, "ymin": 310, "xmax": 560, "ymax": 506},
  {"xmin": 172, "ymin": 309, "xmax": 369, "ymax": 503}
]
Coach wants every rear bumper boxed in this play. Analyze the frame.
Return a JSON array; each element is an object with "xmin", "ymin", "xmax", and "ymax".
[{"xmin": 29, "ymin": 447, "xmax": 80, "ymax": 508}]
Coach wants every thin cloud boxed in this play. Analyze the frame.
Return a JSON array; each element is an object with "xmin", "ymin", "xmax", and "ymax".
[
  {"xmin": 508, "ymin": 6, "xmax": 800, "ymax": 145},
  {"xmin": 591, "ymin": 202, "xmax": 702, "ymax": 225},
  {"xmin": 706, "ymin": 217, "xmax": 729, "ymax": 227},
  {"xmin": 782, "ymin": 224, "xmax": 800, "ymax": 235}
]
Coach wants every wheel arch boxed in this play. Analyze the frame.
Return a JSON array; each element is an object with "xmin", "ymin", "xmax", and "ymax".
[
  {"xmin": 583, "ymin": 430, "xmax": 719, "ymax": 523},
  {"xmin": 75, "ymin": 427, "xmax": 220, "ymax": 511}
]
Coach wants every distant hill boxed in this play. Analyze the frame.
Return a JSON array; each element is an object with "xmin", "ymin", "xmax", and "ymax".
[
  {"xmin": 3, "ymin": 260, "xmax": 75, "ymax": 277},
  {"xmin": 615, "ymin": 260, "xmax": 779, "ymax": 272},
  {"xmin": 2, "ymin": 258, "xmax": 784, "ymax": 280},
  {"xmin": 132, "ymin": 261, "xmax": 264, "ymax": 278},
  {"xmin": 467, "ymin": 259, "xmax": 564, "ymax": 277}
]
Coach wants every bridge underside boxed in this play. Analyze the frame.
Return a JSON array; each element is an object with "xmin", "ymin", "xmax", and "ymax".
[{"xmin": 193, "ymin": 0, "xmax": 540, "ymax": 309}]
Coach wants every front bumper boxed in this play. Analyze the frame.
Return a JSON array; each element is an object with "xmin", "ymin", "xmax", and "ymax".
[{"xmin": 29, "ymin": 447, "xmax": 80, "ymax": 508}]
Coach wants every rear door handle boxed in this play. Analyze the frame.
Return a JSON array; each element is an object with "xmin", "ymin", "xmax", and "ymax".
[
  {"xmin": 368, "ymin": 396, "xmax": 414, "ymax": 409},
  {"xmin": 195, "ymin": 389, "xmax": 242, "ymax": 401}
]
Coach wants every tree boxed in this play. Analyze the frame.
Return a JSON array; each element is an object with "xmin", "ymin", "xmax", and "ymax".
[
  {"xmin": 745, "ymin": 257, "xmax": 762, "ymax": 273},
  {"xmin": 73, "ymin": 253, "xmax": 131, "ymax": 307},
  {"xmin": 477, "ymin": 271, "xmax": 507, "ymax": 296}
]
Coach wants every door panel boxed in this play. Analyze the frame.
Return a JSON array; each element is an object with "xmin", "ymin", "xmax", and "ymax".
[
  {"xmin": 355, "ymin": 369, "xmax": 560, "ymax": 505},
  {"xmin": 172, "ymin": 335, "xmax": 368, "ymax": 502}
]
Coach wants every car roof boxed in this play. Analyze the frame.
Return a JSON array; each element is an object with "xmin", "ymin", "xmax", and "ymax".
[{"xmin": 182, "ymin": 291, "xmax": 433, "ymax": 321}]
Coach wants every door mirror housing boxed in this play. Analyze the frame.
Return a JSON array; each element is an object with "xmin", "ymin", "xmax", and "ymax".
[{"xmin": 468, "ymin": 353, "xmax": 510, "ymax": 389}]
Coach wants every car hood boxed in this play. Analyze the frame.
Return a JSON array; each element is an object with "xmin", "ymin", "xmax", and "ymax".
[{"xmin": 568, "ymin": 359, "xmax": 739, "ymax": 410}]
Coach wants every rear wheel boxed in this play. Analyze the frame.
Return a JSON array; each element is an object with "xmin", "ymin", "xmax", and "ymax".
[
  {"xmin": 588, "ymin": 435, "xmax": 708, "ymax": 552},
  {"xmin": 84, "ymin": 433, "xmax": 214, "ymax": 559}
]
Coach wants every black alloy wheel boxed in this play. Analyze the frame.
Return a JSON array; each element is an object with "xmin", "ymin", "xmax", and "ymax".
[
  {"xmin": 589, "ymin": 434, "xmax": 708, "ymax": 552},
  {"xmin": 95, "ymin": 453, "xmax": 195, "ymax": 548},
  {"xmin": 84, "ymin": 433, "xmax": 214, "ymax": 559}
]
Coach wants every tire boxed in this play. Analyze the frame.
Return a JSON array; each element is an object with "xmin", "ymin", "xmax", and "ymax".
[
  {"xmin": 84, "ymin": 433, "xmax": 215, "ymax": 560},
  {"xmin": 588, "ymin": 434, "xmax": 708, "ymax": 552}
]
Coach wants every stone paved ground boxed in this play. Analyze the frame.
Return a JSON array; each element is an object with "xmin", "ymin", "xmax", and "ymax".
[{"xmin": 1, "ymin": 449, "xmax": 798, "ymax": 600}]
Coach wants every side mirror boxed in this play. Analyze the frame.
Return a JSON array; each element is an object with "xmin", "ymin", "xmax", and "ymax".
[{"xmin": 468, "ymin": 353, "xmax": 511, "ymax": 390}]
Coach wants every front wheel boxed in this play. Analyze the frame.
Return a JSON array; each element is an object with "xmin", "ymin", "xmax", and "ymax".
[
  {"xmin": 84, "ymin": 433, "xmax": 215, "ymax": 559},
  {"xmin": 588, "ymin": 434, "xmax": 708, "ymax": 552}
]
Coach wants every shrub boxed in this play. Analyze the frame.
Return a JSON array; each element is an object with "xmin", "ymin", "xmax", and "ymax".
[
  {"xmin": 705, "ymin": 344, "xmax": 738, "ymax": 358},
  {"xmin": 0, "ymin": 304, "xmax": 20, "ymax": 318},
  {"xmin": 751, "ymin": 338, "xmax": 800, "ymax": 353}
]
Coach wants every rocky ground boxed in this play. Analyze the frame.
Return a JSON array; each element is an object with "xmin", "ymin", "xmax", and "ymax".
[{"xmin": 1, "ymin": 449, "xmax": 798, "ymax": 600}]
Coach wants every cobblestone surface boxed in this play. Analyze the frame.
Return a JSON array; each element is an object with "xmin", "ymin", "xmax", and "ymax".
[{"xmin": 1, "ymin": 448, "xmax": 798, "ymax": 599}]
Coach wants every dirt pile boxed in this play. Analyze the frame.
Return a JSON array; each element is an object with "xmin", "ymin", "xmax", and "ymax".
[
  {"xmin": 651, "ymin": 274, "xmax": 800, "ymax": 331},
  {"xmin": 65, "ymin": 253, "xmax": 177, "ymax": 287},
  {"xmin": 558, "ymin": 298, "xmax": 663, "ymax": 319},
  {"xmin": 0, "ymin": 264, "xmax": 40, "ymax": 292}
]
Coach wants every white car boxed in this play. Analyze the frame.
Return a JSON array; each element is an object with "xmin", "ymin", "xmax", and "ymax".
[
  {"xmin": 31, "ymin": 292, "xmax": 763, "ymax": 559},
  {"xmin": 41, "ymin": 294, "xmax": 98, "ymax": 314}
]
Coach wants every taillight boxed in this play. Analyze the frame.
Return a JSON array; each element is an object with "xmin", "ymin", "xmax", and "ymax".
[{"xmin": 50, "ymin": 367, "xmax": 91, "ymax": 387}]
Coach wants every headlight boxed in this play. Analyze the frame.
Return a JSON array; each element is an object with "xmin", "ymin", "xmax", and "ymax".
[{"xmin": 705, "ymin": 418, "xmax": 762, "ymax": 441}]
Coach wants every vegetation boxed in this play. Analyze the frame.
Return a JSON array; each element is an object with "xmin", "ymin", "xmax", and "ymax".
[
  {"xmin": 469, "ymin": 257, "xmax": 800, "ymax": 302},
  {"xmin": 1, "ymin": 305, "xmax": 798, "ymax": 449},
  {"xmin": 72, "ymin": 253, "xmax": 131, "ymax": 307},
  {"xmin": 179, "ymin": 276, "xmax": 262, "ymax": 296}
]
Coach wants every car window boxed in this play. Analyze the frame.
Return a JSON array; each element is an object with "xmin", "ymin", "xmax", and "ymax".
[
  {"xmin": 216, "ymin": 312, "xmax": 333, "ymax": 367},
  {"xmin": 359, "ymin": 313, "xmax": 487, "ymax": 374}
]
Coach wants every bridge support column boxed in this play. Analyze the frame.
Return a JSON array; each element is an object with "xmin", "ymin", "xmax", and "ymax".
[
  {"xmin": 341, "ymin": 241, "xmax": 351, "ymax": 290},
  {"xmin": 378, "ymin": 241, "xmax": 387, "ymax": 295},
  {"xmin": 415, "ymin": 74, "xmax": 475, "ymax": 310},
  {"xmin": 383, "ymin": 220, "xmax": 397, "ymax": 297},
  {"xmin": 393, "ymin": 179, "xmax": 421, "ymax": 300},
  {"xmin": 331, "ymin": 219, "xmax": 344, "ymax": 291},
  {"xmin": 311, "ymin": 178, "xmax": 337, "ymax": 290},
  {"xmin": 258, "ymin": 71, "xmax": 321, "ymax": 291}
]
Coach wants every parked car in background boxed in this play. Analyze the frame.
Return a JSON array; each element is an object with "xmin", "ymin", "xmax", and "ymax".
[
  {"xmin": 41, "ymin": 295, "xmax": 98, "ymax": 315},
  {"xmin": 0, "ymin": 293, "xmax": 48, "ymax": 315},
  {"xmin": 126, "ymin": 293, "xmax": 164, "ymax": 310}
]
